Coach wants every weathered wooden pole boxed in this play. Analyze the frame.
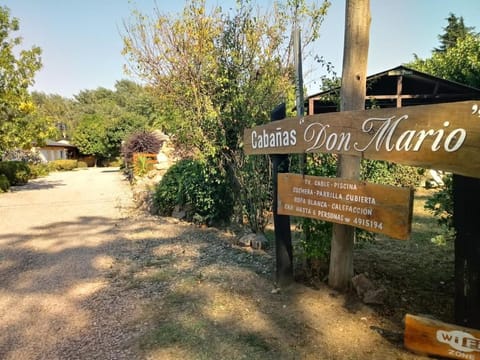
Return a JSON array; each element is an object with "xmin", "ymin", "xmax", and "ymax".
[
  {"xmin": 328, "ymin": 0, "xmax": 371, "ymax": 290},
  {"xmin": 453, "ymin": 175, "xmax": 480, "ymax": 328},
  {"xmin": 271, "ymin": 103, "xmax": 294, "ymax": 287}
]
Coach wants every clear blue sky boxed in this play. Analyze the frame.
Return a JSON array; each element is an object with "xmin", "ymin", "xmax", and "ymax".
[{"xmin": 3, "ymin": 0, "xmax": 480, "ymax": 98}]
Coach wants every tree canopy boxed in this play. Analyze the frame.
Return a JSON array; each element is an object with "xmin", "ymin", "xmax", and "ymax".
[
  {"xmin": 409, "ymin": 14, "xmax": 480, "ymax": 88},
  {"xmin": 0, "ymin": 6, "xmax": 55, "ymax": 155}
]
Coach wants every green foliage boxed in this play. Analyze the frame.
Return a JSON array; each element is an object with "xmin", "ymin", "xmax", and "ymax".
[
  {"xmin": 0, "ymin": 161, "xmax": 30, "ymax": 185},
  {"xmin": 425, "ymin": 174, "xmax": 453, "ymax": 230},
  {"xmin": 294, "ymin": 153, "xmax": 337, "ymax": 262},
  {"xmin": 434, "ymin": 13, "xmax": 476, "ymax": 53},
  {"xmin": 0, "ymin": 6, "xmax": 53, "ymax": 155},
  {"xmin": 77, "ymin": 161, "xmax": 88, "ymax": 168},
  {"xmin": 123, "ymin": 0, "xmax": 330, "ymax": 232},
  {"xmin": 134, "ymin": 155, "xmax": 153, "ymax": 177},
  {"xmin": 361, "ymin": 160, "xmax": 423, "ymax": 188},
  {"xmin": 49, "ymin": 159, "xmax": 78, "ymax": 171},
  {"xmin": 28, "ymin": 163, "xmax": 50, "ymax": 178},
  {"xmin": 72, "ymin": 114, "xmax": 108, "ymax": 162},
  {"xmin": 235, "ymin": 154, "xmax": 272, "ymax": 233},
  {"xmin": 153, "ymin": 159, "xmax": 234, "ymax": 226},
  {"xmin": 0, "ymin": 173, "xmax": 9, "ymax": 192}
]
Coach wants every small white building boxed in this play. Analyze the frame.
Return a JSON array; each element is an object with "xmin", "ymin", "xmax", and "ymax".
[{"xmin": 36, "ymin": 140, "xmax": 78, "ymax": 162}]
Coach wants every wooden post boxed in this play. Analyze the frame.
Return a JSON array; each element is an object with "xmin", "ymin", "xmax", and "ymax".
[
  {"xmin": 453, "ymin": 174, "xmax": 480, "ymax": 328},
  {"xmin": 328, "ymin": 0, "xmax": 371, "ymax": 290},
  {"xmin": 271, "ymin": 103, "xmax": 294, "ymax": 287}
]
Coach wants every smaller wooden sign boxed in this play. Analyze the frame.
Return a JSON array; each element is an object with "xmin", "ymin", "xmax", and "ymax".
[
  {"xmin": 405, "ymin": 314, "xmax": 480, "ymax": 360},
  {"xmin": 277, "ymin": 173, "xmax": 413, "ymax": 240}
]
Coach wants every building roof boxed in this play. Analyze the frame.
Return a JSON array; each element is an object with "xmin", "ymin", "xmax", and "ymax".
[
  {"xmin": 307, "ymin": 65, "xmax": 480, "ymax": 114},
  {"xmin": 44, "ymin": 139, "xmax": 77, "ymax": 148}
]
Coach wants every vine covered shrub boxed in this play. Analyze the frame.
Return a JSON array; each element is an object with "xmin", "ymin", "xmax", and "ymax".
[
  {"xmin": 0, "ymin": 174, "xmax": 10, "ymax": 192},
  {"xmin": 122, "ymin": 131, "xmax": 162, "ymax": 163},
  {"xmin": 49, "ymin": 159, "xmax": 78, "ymax": 171},
  {"xmin": 153, "ymin": 158, "xmax": 233, "ymax": 226},
  {"xmin": 0, "ymin": 161, "xmax": 31, "ymax": 185}
]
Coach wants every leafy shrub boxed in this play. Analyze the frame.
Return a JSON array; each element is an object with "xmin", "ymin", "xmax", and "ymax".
[
  {"xmin": 425, "ymin": 173, "xmax": 453, "ymax": 229},
  {"xmin": 0, "ymin": 174, "xmax": 10, "ymax": 192},
  {"xmin": 293, "ymin": 154, "xmax": 337, "ymax": 263},
  {"xmin": 134, "ymin": 155, "xmax": 154, "ymax": 177},
  {"xmin": 0, "ymin": 161, "xmax": 31, "ymax": 185},
  {"xmin": 361, "ymin": 160, "xmax": 423, "ymax": 188},
  {"xmin": 49, "ymin": 159, "xmax": 78, "ymax": 171},
  {"xmin": 28, "ymin": 163, "xmax": 50, "ymax": 178},
  {"xmin": 122, "ymin": 131, "xmax": 162, "ymax": 163},
  {"xmin": 77, "ymin": 161, "xmax": 88, "ymax": 168},
  {"xmin": 153, "ymin": 158, "xmax": 233, "ymax": 226}
]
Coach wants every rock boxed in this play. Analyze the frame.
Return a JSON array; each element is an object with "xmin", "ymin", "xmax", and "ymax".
[
  {"xmin": 351, "ymin": 273, "xmax": 375, "ymax": 298},
  {"xmin": 363, "ymin": 287, "xmax": 387, "ymax": 305},
  {"xmin": 238, "ymin": 233, "xmax": 268, "ymax": 249},
  {"xmin": 351, "ymin": 273, "xmax": 386, "ymax": 305},
  {"xmin": 172, "ymin": 205, "xmax": 187, "ymax": 220},
  {"xmin": 251, "ymin": 234, "xmax": 268, "ymax": 250},
  {"xmin": 238, "ymin": 233, "xmax": 256, "ymax": 247}
]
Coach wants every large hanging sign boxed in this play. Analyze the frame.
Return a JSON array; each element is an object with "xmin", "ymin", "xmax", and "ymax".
[
  {"xmin": 277, "ymin": 173, "xmax": 413, "ymax": 240},
  {"xmin": 243, "ymin": 101, "xmax": 480, "ymax": 178}
]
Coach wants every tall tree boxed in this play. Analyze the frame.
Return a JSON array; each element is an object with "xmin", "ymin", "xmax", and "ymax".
[
  {"xmin": 122, "ymin": 0, "xmax": 330, "ymax": 230},
  {"xmin": 434, "ymin": 13, "xmax": 475, "ymax": 53},
  {"xmin": 0, "ymin": 6, "xmax": 52, "ymax": 155}
]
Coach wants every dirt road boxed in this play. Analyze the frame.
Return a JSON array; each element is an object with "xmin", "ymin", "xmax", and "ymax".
[
  {"xmin": 0, "ymin": 168, "xmax": 135, "ymax": 359},
  {"xmin": 0, "ymin": 167, "xmax": 430, "ymax": 359}
]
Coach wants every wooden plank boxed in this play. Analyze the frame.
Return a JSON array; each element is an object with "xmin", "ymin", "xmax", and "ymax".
[
  {"xmin": 404, "ymin": 314, "xmax": 480, "ymax": 360},
  {"xmin": 243, "ymin": 100, "xmax": 480, "ymax": 178},
  {"xmin": 277, "ymin": 173, "xmax": 413, "ymax": 240}
]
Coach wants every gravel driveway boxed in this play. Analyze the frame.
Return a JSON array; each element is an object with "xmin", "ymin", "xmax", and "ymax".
[{"xmin": 0, "ymin": 168, "xmax": 135, "ymax": 359}]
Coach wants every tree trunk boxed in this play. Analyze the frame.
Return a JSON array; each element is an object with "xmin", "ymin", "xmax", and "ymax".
[{"xmin": 328, "ymin": 0, "xmax": 371, "ymax": 290}]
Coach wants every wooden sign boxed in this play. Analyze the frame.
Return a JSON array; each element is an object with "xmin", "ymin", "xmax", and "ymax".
[
  {"xmin": 405, "ymin": 314, "xmax": 480, "ymax": 360},
  {"xmin": 277, "ymin": 173, "xmax": 413, "ymax": 240},
  {"xmin": 243, "ymin": 100, "xmax": 480, "ymax": 179}
]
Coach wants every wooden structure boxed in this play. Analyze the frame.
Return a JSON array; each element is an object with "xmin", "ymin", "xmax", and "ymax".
[
  {"xmin": 305, "ymin": 66, "xmax": 480, "ymax": 328},
  {"xmin": 306, "ymin": 65, "xmax": 480, "ymax": 114}
]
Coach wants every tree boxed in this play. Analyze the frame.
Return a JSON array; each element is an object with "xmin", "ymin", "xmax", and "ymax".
[
  {"xmin": 122, "ymin": 0, "xmax": 330, "ymax": 229},
  {"xmin": 434, "ymin": 13, "xmax": 476, "ymax": 53},
  {"xmin": 72, "ymin": 114, "xmax": 108, "ymax": 165},
  {"xmin": 0, "ymin": 6, "xmax": 52, "ymax": 155}
]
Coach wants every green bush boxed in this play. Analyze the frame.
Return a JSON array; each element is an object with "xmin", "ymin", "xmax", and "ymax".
[
  {"xmin": 0, "ymin": 161, "xmax": 31, "ymax": 185},
  {"xmin": 28, "ymin": 163, "xmax": 51, "ymax": 178},
  {"xmin": 361, "ymin": 160, "xmax": 423, "ymax": 188},
  {"xmin": 425, "ymin": 173, "xmax": 453, "ymax": 230},
  {"xmin": 77, "ymin": 161, "xmax": 88, "ymax": 168},
  {"xmin": 49, "ymin": 159, "xmax": 78, "ymax": 171},
  {"xmin": 153, "ymin": 158, "xmax": 233, "ymax": 226},
  {"xmin": 0, "ymin": 174, "xmax": 10, "ymax": 192}
]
